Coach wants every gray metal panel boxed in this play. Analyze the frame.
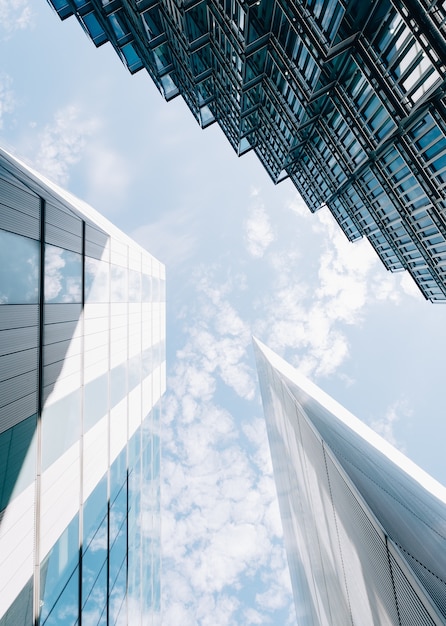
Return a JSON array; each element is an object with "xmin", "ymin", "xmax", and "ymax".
[
  {"xmin": 0, "ymin": 392, "xmax": 37, "ymax": 435},
  {"xmin": 44, "ymin": 303, "xmax": 82, "ymax": 324},
  {"xmin": 0, "ymin": 327, "xmax": 38, "ymax": 357},
  {"xmin": 0, "ymin": 204, "xmax": 40, "ymax": 240},
  {"xmin": 45, "ymin": 223, "xmax": 82, "ymax": 253},
  {"xmin": 0, "ymin": 305, "xmax": 39, "ymax": 331},
  {"xmin": 43, "ymin": 339, "xmax": 82, "ymax": 366},
  {"xmin": 46, "ymin": 201, "xmax": 82, "ymax": 235},
  {"xmin": 44, "ymin": 321, "xmax": 79, "ymax": 345},
  {"xmin": 0, "ymin": 349, "xmax": 38, "ymax": 381},
  {"xmin": 0, "ymin": 370, "xmax": 38, "ymax": 410},
  {"xmin": 0, "ymin": 176, "xmax": 40, "ymax": 216},
  {"xmin": 85, "ymin": 239, "xmax": 107, "ymax": 260}
]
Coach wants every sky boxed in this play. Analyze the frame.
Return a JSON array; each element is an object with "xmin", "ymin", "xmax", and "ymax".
[{"xmin": 1, "ymin": 2, "xmax": 446, "ymax": 625}]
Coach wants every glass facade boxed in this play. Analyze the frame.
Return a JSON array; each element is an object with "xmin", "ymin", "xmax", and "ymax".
[
  {"xmin": 254, "ymin": 338, "xmax": 446, "ymax": 626},
  {"xmin": 48, "ymin": 0, "xmax": 446, "ymax": 300},
  {"xmin": 0, "ymin": 148, "xmax": 165, "ymax": 625}
]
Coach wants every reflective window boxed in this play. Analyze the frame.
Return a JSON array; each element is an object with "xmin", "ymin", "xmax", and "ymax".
[
  {"xmin": 0, "ymin": 230, "xmax": 39, "ymax": 304},
  {"xmin": 110, "ymin": 448, "xmax": 127, "ymax": 503},
  {"xmin": 45, "ymin": 245, "xmax": 82, "ymax": 304},
  {"xmin": 40, "ymin": 515, "xmax": 79, "ymax": 624},
  {"xmin": 82, "ymin": 480, "xmax": 108, "ymax": 625},
  {"xmin": 0, "ymin": 414, "xmax": 36, "ymax": 510}
]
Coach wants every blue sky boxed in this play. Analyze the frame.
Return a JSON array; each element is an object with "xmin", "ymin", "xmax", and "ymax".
[{"xmin": 1, "ymin": 2, "xmax": 446, "ymax": 624}]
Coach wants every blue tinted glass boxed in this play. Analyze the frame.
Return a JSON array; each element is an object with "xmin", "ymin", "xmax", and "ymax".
[
  {"xmin": 109, "ymin": 559, "xmax": 126, "ymax": 625},
  {"xmin": 0, "ymin": 230, "xmax": 39, "ymax": 304},
  {"xmin": 121, "ymin": 42, "xmax": 142, "ymax": 71},
  {"xmin": 41, "ymin": 389, "xmax": 81, "ymax": 470},
  {"xmin": 83, "ymin": 474, "xmax": 107, "ymax": 550},
  {"xmin": 110, "ymin": 448, "xmax": 127, "ymax": 502},
  {"xmin": 0, "ymin": 414, "xmax": 36, "ymax": 510},
  {"xmin": 42, "ymin": 566, "xmax": 79, "ymax": 626},
  {"xmin": 82, "ymin": 560, "xmax": 107, "ymax": 625},
  {"xmin": 83, "ymin": 12, "xmax": 105, "ymax": 41},
  {"xmin": 45, "ymin": 245, "xmax": 82, "ymax": 303},
  {"xmin": 110, "ymin": 483, "xmax": 127, "ymax": 547},
  {"xmin": 40, "ymin": 515, "xmax": 79, "ymax": 623},
  {"xmin": 82, "ymin": 516, "xmax": 107, "ymax": 622}
]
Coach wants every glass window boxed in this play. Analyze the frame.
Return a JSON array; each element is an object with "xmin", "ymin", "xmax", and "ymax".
[
  {"xmin": 0, "ymin": 414, "xmax": 36, "ymax": 510},
  {"xmin": 0, "ymin": 230, "xmax": 39, "ymax": 304},
  {"xmin": 110, "ymin": 448, "xmax": 127, "ymax": 503},
  {"xmin": 83, "ymin": 475, "xmax": 108, "ymax": 550},
  {"xmin": 40, "ymin": 515, "xmax": 79, "ymax": 624},
  {"xmin": 45, "ymin": 245, "xmax": 82, "ymax": 304}
]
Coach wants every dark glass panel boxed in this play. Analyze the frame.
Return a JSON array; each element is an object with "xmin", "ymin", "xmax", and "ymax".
[{"xmin": 0, "ymin": 414, "xmax": 36, "ymax": 511}]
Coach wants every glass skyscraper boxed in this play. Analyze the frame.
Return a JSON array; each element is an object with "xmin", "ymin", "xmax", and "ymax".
[
  {"xmin": 0, "ymin": 147, "xmax": 165, "ymax": 625},
  {"xmin": 254, "ymin": 338, "xmax": 446, "ymax": 626},
  {"xmin": 47, "ymin": 0, "xmax": 446, "ymax": 301}
]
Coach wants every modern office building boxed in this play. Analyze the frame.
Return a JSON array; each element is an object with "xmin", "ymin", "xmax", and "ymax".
[
  {"xmin": 253, "ymin": 338, "xmax": 446, "ymax": 625},
  {"xmin": 0, "ymin": 147, "xmax": 166, "ymax": 625},
  {"xmin": 47, "ymin": 0, "xmax": 446, "ymax": 301}
]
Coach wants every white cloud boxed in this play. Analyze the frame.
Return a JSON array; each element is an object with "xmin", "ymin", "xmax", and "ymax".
[
  {"xmin": 255, "ymin": 206, "xmax": 413, "ymax": 379},
  {"xmin": 0, "ymin": 0, "xmax": 32, "ymax": 38},
  {"xmin": 35, "ymin": 104, "xmax": 98, "ymax": 185},
  {"xmin": 162, "ymin": 265, "xmax": 295, "ymax": 625},
  {"xmin": 244, "ymin": 197, "xmax": 275, "ymax": 258},
  {"xmin": 370, "ymin": 399, "xmax": 412, "ymax": 450}
]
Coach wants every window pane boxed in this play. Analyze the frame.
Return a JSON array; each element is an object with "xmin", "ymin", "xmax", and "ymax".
[
  {"xmin": 0, "ymin": 230, "xmax": 39, "ymax": 304},
  {"xmin": 45, "ymin": 245, "xmax": 82, "ymax": 303}
]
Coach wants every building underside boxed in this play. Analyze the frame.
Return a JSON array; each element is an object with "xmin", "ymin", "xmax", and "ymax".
[{"xmin": 48, "ymin": 0, "xmax": 446, "ymax": 300}]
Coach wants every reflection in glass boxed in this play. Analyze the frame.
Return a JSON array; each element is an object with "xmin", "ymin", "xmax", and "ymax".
[
  {"xmin": 0, "ymin": 230, "xmax": 39, "ymax": 304},
  {"xmin": 0, "ymin": 414, "xmax": 36, "ymax": 510},
  {"xmin": 40, "ymin": 515, "xmax": 79, "ymax": 624},
  {"xmin": 45, "ymin": 245, "xmax": 82, "ymax": 303}
]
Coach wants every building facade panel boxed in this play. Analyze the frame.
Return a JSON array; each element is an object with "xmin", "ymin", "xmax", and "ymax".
[
  {"xmin": 0, "ymin": 148, "xmax": 165, "ymax": 625},
  {"xmin": 48, "ymin": 0, "xmax": 446, "ymax": 300},
  {"xmin": 254, "ymin": 338, "xmax": 446, "ymax": 625}
]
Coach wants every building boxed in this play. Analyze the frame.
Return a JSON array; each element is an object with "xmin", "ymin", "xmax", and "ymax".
[
  {"xmin": 47, "ymin": 0, "xmax": 446, "ymax": 301},
  {"xmin": 0, "ymin": 147, "xmax": 166, "ymax": 625},
  {"xmin": 253, "ymin": 338, "xmax": 446, "ymax": 625}
]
